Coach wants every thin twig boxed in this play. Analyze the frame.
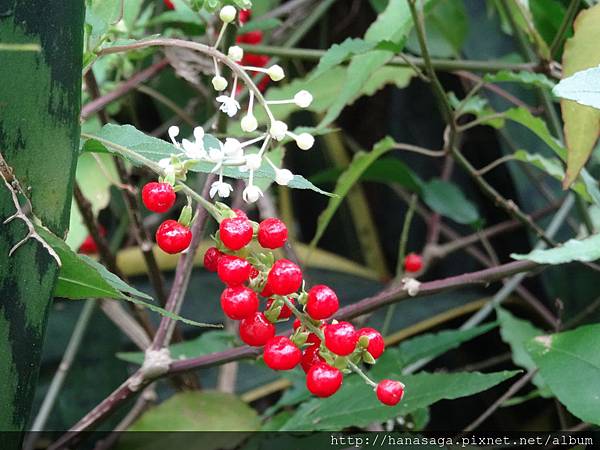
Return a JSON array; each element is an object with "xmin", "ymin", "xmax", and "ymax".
[
  {"xmin": 474, "ymin": 154, "xmax": 517, "ymax": 176},
  {"xmin": 550, "ymin": 0, "xmax": 581, "ymax": 59},
  {"xmin": 393, "ymin": 142, "xmax": 446, "ymax": 158}
]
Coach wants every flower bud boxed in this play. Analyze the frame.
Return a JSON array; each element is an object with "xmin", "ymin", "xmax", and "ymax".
[
  {"xmin": 241, "ymin": 114, "xmax": 258, "ymax": 132},
  {"xmin": 275, "ymin": 168, "xmax": 294, "ymax": 186},
  {"xmin": 267, "ymin": 64, "xmax": 285, "ymax": 81},
  {"xmin": 227, "ymin": 45, "xmax": 244, "ymax": 62},
  {"xmin": 211, "ymin": 75, "xmax": 228, "ymax": 91},
  {"xmin": 296, "ymin": 132, "xmax": 314, "ymax": 150},
  {"xmin": 245, "ymin": 154, "xmax": 262, "ymax": 170},
  {"xmin": 294, "ymin": 90, "xmax": 313, "ymax": 108},
  {"xmin": 219, "ymin": 5, "xmax": 236, "ymax": 23},
  {"xmin": 269, "ymin": 120, "xmax": 288, "ymax": 141}
]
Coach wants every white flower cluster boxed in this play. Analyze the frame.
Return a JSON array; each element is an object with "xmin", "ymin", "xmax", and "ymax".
[{"xmin": 165, "ymin": 5, "xmax": 315, "ymax": 204}]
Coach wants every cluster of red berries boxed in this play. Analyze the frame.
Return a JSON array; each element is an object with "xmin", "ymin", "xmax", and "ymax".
[
  {"xmin": 204, "ymin": 210, "xmax": 405, "ymax": 405},
  {"xmin": 142, "ymin": 181, "xmax": 193, "ymax": 254}
]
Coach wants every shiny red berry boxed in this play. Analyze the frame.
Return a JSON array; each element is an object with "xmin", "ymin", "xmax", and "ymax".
[
  {"xmin": 404, "ymin": 253, "xmax": 423, "ymax": 273},
  {"xmin": 306, "ymin": 285, "xmax": 339, "ymax": 320},
  {"xmin": 78, "ymin": 225, "xmax": 106, "ymax": 254},
  {"xmin": 306, "ymin": 332, "xmax": 321, "ymax": 347},
  {"xmin": 265, "ymin": 297, "xmax": 294, "ymax": 320},
  {"xmin": 263, "ymin": 336, "xmax": 301, "ymax": 370},
  {"xmin": 156, "ymin": 220, "xmax": 192, "ymax": 254},
  {"xmin": 258, "ymin": 218, "xmax": 288, "ymax": 249},
  {"xmin": 250, "ymin": 267, "xmax": 260, "ymax": 279},
  {"xmin": 219, "ymin": 217, "xmax": 253, "ymax": 251},
  {"xmin": 357, "ymin": 327, "xmax": 385, "ymax": 359},
  {"xmin": 142, "ymin": 182, "xmax": 176, "ymax": 213},
  {"xmin": 293, "ymin": 318, "xmax": 301, "ymax": 330},
  {"xmin": 236, "ymin": 30, "xmax": 263, "ymax": 45},
  {"xmin": 300, "ymin": 344, "xmax": 325, "ymax": 373},
  {"xmin": 217, "ymin": 255, "xmax": 252, "ymax": 286},
  {"xmin": 306, "ymin": 363, "xmax": 343, "ymax": 398},
  {"xmin": 324, "ymin": 321, "xmax": 358, "ymax": 356},
  {"xmin": 267, "ymin": 259, "xmax": 302, "ymax": 295},
  {"xmin": 203, "ymin": 247, "xmax": 223, "ymax": 272},
  {"xmin": 238, "ymin": 9, "xmax": 251, "ymax": 24},
  {"xmin": 232, "ymin": 208, "xmax": 248, "ymax": 219},
  {"xmin": 239, "ymin": 312, "xmax": 275, "ymax": 346},
  {"xmin": 163, "ymin": 0, "xmax": 174, "ymax": 10},
  {"xmin": 220, "ymin": 286, "xmax": 258, "ymax": 320},
  {"xmin": 376, "ymin": 379, "xmax": 405, "ymax": 406}
]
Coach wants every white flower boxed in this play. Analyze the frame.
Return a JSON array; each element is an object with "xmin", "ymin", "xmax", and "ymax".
[
  {"xmin": 168, "ymin": 126, "xmax": 181, "ymax": 148},
  {"xmin": 219, "ymin": 5, "xmax": 236, "ymax": 23},
  {"xmin": 244, "ymin": 154, "xmax": 262, "ymax": 171},
  {"xmin": 275, "ymin": 168, "xmax": 294, "ymax": 185},
  {"xmin": 269, "ymin": 120, "xmax": 288, "ymax": 141},
  {"xmin": 241, "ymin": 114, "xmax": 258, "ymax": 132},
  {"xmin": 294, "ymin": 90, "xmax": 313, "ymax": 108},
  {"xmin": 296, "ymin": 133, "xmax": 315, "ymax": 150},
  {"xmin": 243, "ymin": 184, "xmax": 263, "ymax": 203},
  {"xmin": 228, "ymin": 45, "xmax": 244, "ymax": 62},
  {"xmin": 216, "ymin": 95, "xmax": 241, "ymax": 117},
  {"xmin": 267, "ymin": 65, "xmax": 285, "ymax": 81},
  {"xmin": 223, "ymin": 138, "xmax": 243, "ymax": 158},
  {"xmin": 182, "ymin": 139, "xmax": 205, "ymax": 159},
  {"xmin": 210, "ymin": 180, "xmax": 233, "ymax": 198},
  {"xmin": 159, "ymin": 158, "xmax": 176, "ymax": 175},
  {"xmin": 208, "ymin": 146, "xmax": 224, "ymax": 163},
  {"xmin": 212, "ymin": 76, "xmax": 228, "ymax": 91}
]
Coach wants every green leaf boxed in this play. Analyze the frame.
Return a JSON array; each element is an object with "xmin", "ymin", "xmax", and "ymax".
[
  {"xmin": 511, "ymin": 233, "xmax": 600, "ymax": 264},
  {"xmin": 504, "ymin": 107, "xmax": 566, "ymax": 159},
  {"xmin": 83, "ymin": 124, "xmax": 331, "ymax": 196},
  {"xmin": 309, "ymin": 137, "xmax": 396, "ymax": 250},
  {"xmin": 513, "ymin": 150, "xmax": 591, "ymax": 202},
  {"xmin": 310, "ymin": 38, "xmax": 376, "ymax": 80},
  {"xmin": 527, "ymin": 324, "xmax": 600, "ymax": 425},
  {"xmin": 39, "ymin": 228, "xmax": 218, "ymax": 328},
  {"xmin": 310, "ymin": 157, "xmax": 423, "ymax": 193},
  {"xmin": 85, "ymin": 0, "xmax": 122, "ymax": 51},
  {"xmin": 280, "ymin": 370, "xmax": 519, "ymax": 431},
  {"xmin": 320, "ymin": 0, "xmax": 426, "ymax": 126},
  {"xmin": 554, "ymin": 66, "xmax": 600, "ymax": 110},
  {"xmin": 496, "ymin": 307, "xmax": 549, "ymax": 392},
  {"xmin": 448, "ymin": 92, "xmax": 504, "ymax": 128},
  {"xmin": 560, "ymin": 4, "xmax": 600, "ymax": 188},
  {"xmin": 421, "ymin": 179, "xmax": 479, "ymax": 225},
  {"xmin": 117, "ymin": 330, "xmax": 234, "ymax": 364},
  {"xmin": 393, "ymin": 323, "xmax": 497, "ymax": 368},
  {"xmin": 483, "ymin": 70, "xmax": 556, "ymax": 90},
  {"xmin": 117, "ymin": 392, "xmax": 260, "ymax": 448}
]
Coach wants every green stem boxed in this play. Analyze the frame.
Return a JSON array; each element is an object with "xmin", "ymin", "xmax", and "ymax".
[
  {"xmin": 237, "ymin": 44, "xmax": 541, "ymax": 73},
  {"xmin": 80, "ymin": 132, "xmax": 219, "ymax": 220},
  {"xmin": 347, "ymin": 361, "xmax": 377, "ymax": 388},
  {"xmin": 550, "ymin": 0, "xmax": 581, "ymax": 59}
]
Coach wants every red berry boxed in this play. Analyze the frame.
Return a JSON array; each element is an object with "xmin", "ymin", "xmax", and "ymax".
[
  {"xmin": 219, "ymin": 217, "xmax": 253, "ymax": 251},
  {"xmin": 258, "ymin": 218, "xmax": 288, "ymax": 249},
  {"xmin": 236, "ymin": 30, "xmax": 263, "ymax": 45},
  {"xmin": 263, "ymin": 336, "xmax": 301, "ymax": 370},
  {"xmin": 404, "ymin": 253, "xmax": 423, "ymax": 273},
  {"xmin": 232, "ymin": 208, "xmax": 248, "ymax": 219},
  {"xmin": 300, "ymin": 344, "xmax": 325, "ymax": 373},
  {"xmin": 238, "ymin": 9, "xmax": 251, "ymax": 24},
  {"xmin": 357, "ymin": 327, "xmax": 385, "ymax": 359},
  {"xmin": 239, "ymin": 312, "xmax": 275, "ymax": 346},
  {"xmin": 267, "ymin": 259, "xmax": 302, "ymax": 295},
  {"xmin": 306, "ymin": 285, "xmax": 339, "ymax": 320},
  {"xmin": 260, "ymin": 281, "xmax": 273, "ymax": 298},
  {"xmin": 250, "ymin": 267, "xmax": 260, "ymax": 279},
  {"xmin": 156, "ymin": 220, "xmax": 192, "ymax": 254},
  {"xmin": 203, "ymin": 247, "xmax": 223, "ymax": 272},
  {"xmin": 306, "ymin": 363, "xmax": 343, "ymax": 397},
  {"xmin": 306, "ymin": 332, "xmax": 321, "ymax": 347},
  {"xmin": 265, "ymin": 297, "xmax": 294, "ymax": 320},
  {"xmin": 324, "ymin": 321, "xmax": 358, "ymax": 356},
  {"xmin": 142, "ymin": 182, "xmax": 176, "ymax": 213},
  {"xmin": 217, "ymin": 255, "xmax": 252, "ymax": 286},
  {"xmin": 163, "ymin": 0, "xmax": 174, "ymax": 9},
  {"xmin": 220, "ymin": 286, "xmax": 258, "ymax": 320},
  {"xmin": 78, "ymin": 225, "xmax": 106, "ymax": 254},
  {"xmin": 293, "ymin": 318, "xmax": 301, "ymax": 330},
  {"xmin": 376, "ymin": 379, "xmax": 405, "ymax": 406}
]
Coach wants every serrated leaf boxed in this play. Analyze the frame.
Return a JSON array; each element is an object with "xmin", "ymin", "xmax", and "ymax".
[
  {"xmin": 279, "ymin": 370, "xmax": 519, "ymax": 431},
  {"xmin": 483, "ymin": 70, "xmax": 556, "ymax": 89},
  {"xmin": 496, "ymin": 307, "xmax": 549, "ymax": 393},
  {"xmin": 554, "ymin": 65, "xmax": 600, "ymax": 110},
  {"xmin": 504, "ymin": 107, "xmax": 566, "ymax": 159},
  {"xmin": 311, "ymin": 38, "xmax": 376, "ymax": 80},
  {"xmin": 527, "ymin": 324, "xmax": 600, "ymax": 425},
  {"xmin": 320, "ymin": 0, "xmax": 427, "ymax": 126},
  {"xmin": 116, "ymin": 330, "xmax": 234, "ymax": 364},
  {"xmin": 511, "ymin": 233, "xmax": 600, "ymax": 264},
  {"xmin": 309, "ymin": 137, "xmax": 396, "ymax": 250},
  {"xmin": 82, "ymin": 124, "xmax": 331, "ymax": 196},
  {"xmin": 422, "ymin": 179, "xmax": 479, "ymax": 225},
  {"xmin": 560, "ymin": 4, "xmax": 600, "ymax": 188}
]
